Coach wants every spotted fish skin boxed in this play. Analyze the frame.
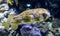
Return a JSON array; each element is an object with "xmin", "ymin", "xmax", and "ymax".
[{"xmin": 12, "ymin": 8, "xmax": 51, "ymax": 23}]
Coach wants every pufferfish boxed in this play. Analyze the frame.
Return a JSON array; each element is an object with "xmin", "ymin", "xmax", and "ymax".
[{"xmin": 12, "ymin": 8, "xmax": 51, "ymax": 23}]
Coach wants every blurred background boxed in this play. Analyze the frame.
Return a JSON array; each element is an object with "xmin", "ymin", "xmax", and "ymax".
[{"xmin": 0, "ymin": 0, "xmax": 60, "ymax": 36}]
